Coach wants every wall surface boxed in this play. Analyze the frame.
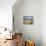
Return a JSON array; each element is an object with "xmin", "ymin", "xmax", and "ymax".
[
  {"xmin": 0, "ymin": 0, "xmax": 16, "ymax": 30},
  {"xmin": 13, "ymin": 0, "xmax": 41, "ymax": 46},
  {"xmin": 41, "ymin": 0, "xmax": 46, "ymax": 46}
]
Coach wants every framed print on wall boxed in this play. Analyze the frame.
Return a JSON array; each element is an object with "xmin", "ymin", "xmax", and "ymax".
[{"xmin": 23, "ymin": 16, "xmax": 34, "ymax": 25}]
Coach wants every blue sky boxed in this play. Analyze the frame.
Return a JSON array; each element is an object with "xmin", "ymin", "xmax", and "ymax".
[{"xmin": 23, "ymin": 16, "xmax": 33, "ymax": 19}]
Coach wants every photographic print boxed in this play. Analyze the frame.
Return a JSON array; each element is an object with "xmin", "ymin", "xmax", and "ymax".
[{"xmin": 23, "ymin": 16, "xmax": 34, "ymax": 25}]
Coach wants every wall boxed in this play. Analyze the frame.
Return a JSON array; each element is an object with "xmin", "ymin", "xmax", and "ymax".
[
  {"xmin": 41, "ymin": 0, "xmax": 46, "ymax": 46},
  {"xmin": 0, "ymin": 0, "xmax": 16, "ymax": 30},
  {"xmin": 13, "ymin": 0, "xmax": 41, "ymax": 46}
]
